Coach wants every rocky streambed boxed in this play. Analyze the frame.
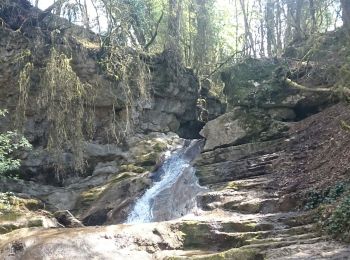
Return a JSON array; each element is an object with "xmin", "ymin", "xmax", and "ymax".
[
  {"xmin": 1, "ymin": 104, "xmax": 350, "ymax": 259},
  {"xmin": 1, "ymin": 3, "xmax": 350, "ymax": 258}
]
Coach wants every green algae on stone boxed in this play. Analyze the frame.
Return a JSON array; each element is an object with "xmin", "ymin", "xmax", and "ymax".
[
  {"xmin": 77, "ymin": 185, "xmax": 108, "ymax": 209},
  {"xmin": 221, "ymin": 58, "xmax": 283, "ymax": 108},
  {"xmin": 179, "ymin": 221, "xmax": 247, "ymax": 251},
  {"xmin": 193, "ymin": 248, "xmax": 263, "ymax": 260},
  {"xmin": 166, "ymin": 248, "xmax": 263, "ymax": 260},
  {"xmin": 119, "ymin": 164, "xmax": 146, "ymax": 174}
]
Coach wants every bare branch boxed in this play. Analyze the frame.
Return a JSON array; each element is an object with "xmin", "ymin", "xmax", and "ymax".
[{"xmin": 144, "ymin": 11, "xmax": 164, "ymax": 51}]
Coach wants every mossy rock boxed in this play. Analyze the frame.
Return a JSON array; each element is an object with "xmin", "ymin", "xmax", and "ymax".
[
  {"xmin": 0, "ymin": 217, "xmax": 44, "ymax": 235},
  {"xmin": 0, "ymin": 224, "xmax": 18, "ymax": 235},
  {"xmin": 223, "ymin": 201, "xmax": 262, "ymax": 214},
  {"xmin": 166, "ymin": 248, "xmax": 263, "ymax": 260},
  {"xmin": 77, "ymin": 185, "xmax": 108, "ymax": 208},
  {"xmin": 196, "ymin": 248, "xmax": 263, "ymax": 260},
  {"xmin": 27, "ymin": 218, "xmax": 43, "ymax": 227},
  {"xmin": 75, "ymin": 172, "xmax": 139, "ymax": 216},
  {"xmin": 236, "ymin": 108, "xmax": 289, "ymax": 143},
  {"xmin": 130, "ymin": 137, "xmax": 170, "ymax": 168},
  {"xmin": 179, "ymin": 221, "xmax": 247, "ymax": 250},
  {"xmin": 109, "ymin": 172, "xmax": 137, "ymax": 183},
  {"xmin": 221, "ymin": 58, "xmax": 285, "ymax": 108},
  {"xmin": 120, "ymin": 164, "xmax": 146, "ymax": 174},
  {"xmin": 220, "ymin": 222, "xmax": 274, "ymax": 233}
]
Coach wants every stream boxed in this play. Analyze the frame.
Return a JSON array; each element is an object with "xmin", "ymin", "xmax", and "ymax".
[{"xmin": 126, "ymin": 139, "xmax": 205, "ymax": 224}]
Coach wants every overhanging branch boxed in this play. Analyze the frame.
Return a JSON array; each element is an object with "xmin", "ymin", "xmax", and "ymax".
[{"xmin": 285, "ymin": 78, "xmax": 332, "ymax": 93}]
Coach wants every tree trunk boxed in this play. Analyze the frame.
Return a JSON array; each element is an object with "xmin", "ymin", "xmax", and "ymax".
[
  {"xmin": 265, "ymin": 0, "xmax": 275, "ymax": 57},
  {"xmin": 166, "ymin": 0, "xmax": 182, "ymax": 59},
  {"xmin": 259, "ymin": 0, "xmax": 265, "ymax": 57},
  {"xmin": 82, "ymin": 0, "xmax": 90, "ymax": 29},
  {"xmin": 239, "ymin": 0, "xmax": 256, "ymax": 57},
  {"xmin": 193, "ymin": 0, "xmax": 209, "ymax": 75},
  {"xmin": 309, "ymin": 0, "xmax": 317, "ymax": 32},
  {"xmin": 341, "ymin": 0, "xmax": 350, "ymax": 31},
  {"xmin": 275, "ymin": 0, "xmax": 283, "ymax": 55},
  {"xmin": 294, "ymin": 0, "xmax": 304, "ymax": 41},
  {"xmin": 284, "ymin": 1, "xmax": 294, "ymax": 45}
]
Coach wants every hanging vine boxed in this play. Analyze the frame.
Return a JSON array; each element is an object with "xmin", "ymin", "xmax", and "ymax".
[
  {"xmin": 99, "ymin": 38, "xmax": 151, "ymax": 142},
  {"xmin": 37, "ymin": 48, "xmax": 96, "ymax": 173},
  {"xmin": 15, "ymin": 52, "xmax": 33, "ymax": 130}
]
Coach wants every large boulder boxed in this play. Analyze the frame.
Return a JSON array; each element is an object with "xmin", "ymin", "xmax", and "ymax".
[
  {"xmin": 200, "ymin": 109, "xmax": 247, "ymax": 151},
  {"xmin": 200, "ymin": 108, "xmax": 289, "ymax": 151},
  {"xmin": 221, "ymin": 57, "xmax": 335, "ymax": 121}
]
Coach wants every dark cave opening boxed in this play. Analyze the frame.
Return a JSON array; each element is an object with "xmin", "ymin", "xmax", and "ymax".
[{"xmin": 177, "ymin": 121, "xmax": 205, "ymax": 139}]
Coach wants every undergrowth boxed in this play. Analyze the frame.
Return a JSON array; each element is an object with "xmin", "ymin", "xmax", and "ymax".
[
  {"xmin": 0, "ymin": 110, "xmax": 31, "ymax": 177},
  {"xmin": 324, "ymin": 194, "xmax": 350, "ymax": 242},
  {"xmin": 304, "ymin": 183, "xmax": 346, "ymax": 210},
  {"xmin": 303, "ymin": 182, "xmax": 350, "ymax": 242}
]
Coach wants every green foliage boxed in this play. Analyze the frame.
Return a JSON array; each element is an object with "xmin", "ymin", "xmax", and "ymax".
[
  {"xmin": 304, "ymin": 183, "xmax": 346, "ymax": 210},
  {"xmin": 324, "ymin": 194, "xmax": 350, "ymax": 242},
  {"xmin": 0, "ymin": 110, "xmax": 31, "ymax": 176}
]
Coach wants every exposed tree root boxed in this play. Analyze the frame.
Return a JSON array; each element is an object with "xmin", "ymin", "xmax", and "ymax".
[
  {"xmin": 285, "ymin": 78, "xmax": 350, "ymax": 98},
  {"xmin": 285, "ymin": 78, "xmax": 332, "ymax": 93}
]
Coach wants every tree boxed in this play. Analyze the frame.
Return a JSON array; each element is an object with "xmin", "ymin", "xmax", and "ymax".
[
  {"xmin": 265, "ymin": 0, "xmax": 276, "ymax": 57},
  {"xmin": 166, "ymin": 0, "xmax": 182, "ymax": 57},
  {"xmin": 239, "ymin": 0, "xmax": 256, "ymax": 57},
  {"xmin": 341, "ymin": 0, "xmax": 350, "ymax": 31}
]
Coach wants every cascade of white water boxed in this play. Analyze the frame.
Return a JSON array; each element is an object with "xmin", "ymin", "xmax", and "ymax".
[{"xmin": 126, "ymin": 140, "xmax": 204, "ymax": 224}]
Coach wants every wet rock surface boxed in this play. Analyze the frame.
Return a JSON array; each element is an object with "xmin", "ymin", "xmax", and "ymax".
[
  {"xmin": 1, "ymin": 2, "xmax": 350, "ymax": 259},
  {"xmin": 1, "ymin": 104, "xmax": 350, "ymax": 259}
]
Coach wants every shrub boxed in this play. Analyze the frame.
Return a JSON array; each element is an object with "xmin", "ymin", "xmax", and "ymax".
[
  {"xmin": 324, "ymin": 194, "xmax": 350, "ymax": 242},
  {"xmin": 304, "ymin": 183, "xmax": 346, "ymax": 210},
  {"xmin": 0, "ymin": 109, "xmax": 31, "ymax": 175}
]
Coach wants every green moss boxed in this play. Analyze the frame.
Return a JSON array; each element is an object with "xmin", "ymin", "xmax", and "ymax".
[
  {"xmin": 197, "ymin": 248, "xmax": 263, "ymax": 260},
  {"xmin": 152, "ymin": 141, "xmax": 168, "ymax": 152},
  {"xmin": 219, "ymin": 221, "xmax": 273, "ymax": 233},
  {"xmin": 27, "ymin": 218, "xmax": 43, "ymax": 227},
  {"xmin": 179, "ymin": 222, "xmax": 247, "ymax": 250},
  {"xmin": 20, "ymin": 199, "xmax": 42, "ymax": 211},
  {"xmin": 76, "ymin": 185, "xmax": 108, "ymax": 208},
  {"xmin": 0, "ymin": 193, "xmax": 43, "ymax": 215},
  {"xmin": 120, "ymin": 164, "xmax": 146, "ymax": 174},
  {"xmin": 136, "ymin": 152, "xmax": 160, "ymax": 166},
  {"xmin": 109, "ymin": 172, "xmax": 136, "ymax": 183},
  {"xmin": 225, "ymin": 181, "xmax": 238, "ymax": 190},
  {"xmin": 222, "ymin": 58, "xmax": 283, "ymax": 108},
  {"xmin": 0, "ymin": 211, "xmax": 22, "ymax": 221},
  {"xmin": 0, "ymin": 224, "xmax": 18, "ymax": 234}
]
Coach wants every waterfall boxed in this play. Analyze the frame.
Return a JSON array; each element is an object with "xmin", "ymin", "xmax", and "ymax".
[{"xmin": 126, "ymin": 139, "xmax": 205, "ymax": 224}]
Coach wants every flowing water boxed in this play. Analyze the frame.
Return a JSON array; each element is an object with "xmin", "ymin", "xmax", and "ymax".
[{"xmin": 126, "ymin": 139, "xmax": 205, "ymax": 224}]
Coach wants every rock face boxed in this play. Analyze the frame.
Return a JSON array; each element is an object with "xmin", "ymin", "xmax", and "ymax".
[
  {"xmin": 0, "ymin": 1, "xmax": 224, "ymax": 182},
  {"xmin": 200, "ymin": 107, "xmax": 289, "ymax": 151},
  {"xmin": 1, "ymin": 2, "xmax": 350, "ymax": 260},
  {"xmin": 2, "ymin": 104, "xmax": 350, "ymax": 259},
  {"xmin": 200, "ymin": 109, "xmax": 247, "ymax": 151}
]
